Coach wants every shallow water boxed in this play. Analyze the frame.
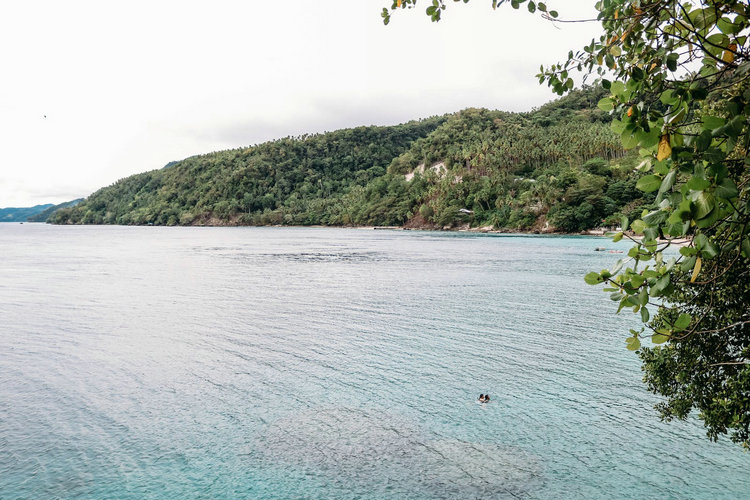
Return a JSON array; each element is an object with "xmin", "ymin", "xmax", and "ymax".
[{"xmin": 1, "ymin": 224, "xmax": 748, "ymax": 499}]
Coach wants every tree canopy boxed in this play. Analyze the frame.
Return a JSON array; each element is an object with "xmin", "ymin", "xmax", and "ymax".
[{"xmin": 384, "ymin": 0, "xmax": 750, "ymax": 447}]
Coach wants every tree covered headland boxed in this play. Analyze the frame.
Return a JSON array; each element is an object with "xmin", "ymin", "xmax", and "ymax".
[
  {"xmin": 52, "ymin": 88, "xmax": 653, "ymax": 232},
  {"xmin": 383, "ymin": 0, "xmax": 750, "ymax": 447},
  {"xmin": 26, "ymin": 199, "xmax": 82, "ymax": 222}
]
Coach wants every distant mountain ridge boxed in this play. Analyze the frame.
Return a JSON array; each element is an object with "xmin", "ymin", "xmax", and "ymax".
[
  {"xmin": 51, "ymin": 87, "xmax": 655, "ymax": 232},
  {"xmin": 0, "ymin": 204, "xmax": 54, "ymax": 222},
  {"xmin": 1, "ymin": 199, "xmax": 83, "ymax": 223}
]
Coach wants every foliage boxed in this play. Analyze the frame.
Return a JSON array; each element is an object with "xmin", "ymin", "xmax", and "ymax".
[
  {"xmin": 383, "ymin": 0, "xmax": 750, "ymax": 447},
  {"xmin": 575, "ymin": 0, "xmax": 749, "ymax": 448}
]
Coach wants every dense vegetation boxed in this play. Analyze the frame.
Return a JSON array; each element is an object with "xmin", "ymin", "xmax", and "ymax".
[
  {"xmin": 53, "ymin": 88, "xmax": 655, "ymax": 232},
  {"xmin": 26, "ymin": 199, "xmax": 82, "ymax": 222}
]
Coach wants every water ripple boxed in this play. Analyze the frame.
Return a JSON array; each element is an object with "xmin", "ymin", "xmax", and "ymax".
[{"xmin": 0, "ymin": 225, "xmax": 748, "ymax": 499}]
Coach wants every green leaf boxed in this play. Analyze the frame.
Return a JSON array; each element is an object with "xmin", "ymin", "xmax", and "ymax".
[
  {"xmin": 674, "ymin": 313, "xmax": 692, "ymax": 331},
  {"xmin": 643, "ymin": 210, "xmax": 667, "ymax": 227},
  {"xmin": 695, "ymin": 206, "xmax": 719, "ymax": 228},
  {"xmin": 610, "ymin": 81, "xmax": 625, "ymax": 97},
  {"xmin": 695, "ymin": 130, "xmax": 712, "ymax": 152},
  {"xmin": 687, "ymin": 177, "xmax": 711, "ymax": 191},
  {"xmin": 700, "ymin": 239, "xmax": 719, "ymax": 259},
  {"xmin": 702, "ymin": 116, "xmax": 726, "ymax": 130},
  {"xmin": 617, "ymin": 297, "xmax": 629, "ymax": 313},
  {"xmin": 666, "ymin": 107, "xmax": 686, "ymax": 125},
  {"xmin": 742, "ymin": 238, "xmax": 750, "ymax": 259},
  {"xmin": 660, "ymin": 90, "xmax": 678, "ymax": 105},
  {"xmin": 643, "ymin": 228, "xmax": 659, "ymax": 246},
  {"xmin": 636, "ymin": 175, "xmax": 662, "ymax": 193},
  {"xmin": 680, "ymin": 246, "xmax": 696, "ymax": 257},
  {"xmin": 597, "ymin": 97, "xmax": 614, "ymax": 111},
  {"xmin": 652, "ymin": 274, "xmax": 670, "ymax": 296},
  {"xmin": 704, "ymin": 243, "xmax": 719, "ymax": 260},
  {"xmin": 610, "ymin": 259, "xmax": 624, "ymax": 275},
  {"xmin": 652, "ymin": 332, "xmax": 669, "ymax": 344},
  {"xmin": 630, "ymin": 274, "xmax": 645, "ymax": 288},
  {"xmin": 611, "ymin": 119, "xmax": 626, "ymax": 134},
  {"xmin": 666, "ymin": 53, "xmax": 678, "ymax": 71},
  {"xmin": 636, "ymin": 128, "xmax": 660, "ymax": 149},
  {"xmin": 638, "ymin": 287, "xmax": 649, "ymax": 306},
  {"xmin": 707, "ymin": 163, "xmax": 729, "ymax": 183},
  {"xmin": 657, "ymin": 170, "xmax": 676, "ymax": 200},
  {"xmin": 621, "ymin": 131, "xmax": 639, "ymax": 149},
  {"xmin": 626, "ymin": 336, "xmax": 641, "ymax": 351},
  {"xmin": 718, "ymin": 16, "xmax": 742, "ymax": 34},
  {"xmin": 640, "ymin": 306, "xmax": 650, "ymax": 323},
  {"xmin": 584, "ymin": 272, "xmax": 604, "ymax": 285},
  {"xmin": 716, "ymin": 178, "xmax": 738, "ymax": 199},
  {"xmin": 680, "ymin": 255, "xmax": 697, "ymax": 272},
  {"xmin": 693, "ymin": 191, "xmax": 716, "ymax": 220},
  {"xmin": 612, "ymin": 231, "xmax": 623, "ymax": 242},
  {"xmin": 694, "ymin": 233, "xmax": 709, "ymax": 250},
  {"xmin": 630, "ymin": 220, "xmax": 646, "ymax": 234}
]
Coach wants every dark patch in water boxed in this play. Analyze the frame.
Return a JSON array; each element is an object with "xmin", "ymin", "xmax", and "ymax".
[
  {"xmin": 254, "ymin": 407, "xmax": 543, "ymax": 499},
  {"xmin": 236, "ymin": 251, "xmax": 385, "ymax": 264}
]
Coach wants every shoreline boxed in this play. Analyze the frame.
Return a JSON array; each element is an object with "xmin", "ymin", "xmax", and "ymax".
[{"xmin": 37, "ymin": 220, "xmax": 693, "ymax": 243}]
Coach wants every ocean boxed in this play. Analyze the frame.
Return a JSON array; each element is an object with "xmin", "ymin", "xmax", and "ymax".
[{"xmin": 1, "ymin": 224, "xmax": 748, "ymax": 499}]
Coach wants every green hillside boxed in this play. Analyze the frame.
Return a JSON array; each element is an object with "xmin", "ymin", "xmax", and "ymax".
[
  {"xmin": 27, "ymin": 199, "xmax": 83, "ymax": 222},
  {"xmin": 52, "ymin": 87, "xmax": 655, "ymax": 231}
]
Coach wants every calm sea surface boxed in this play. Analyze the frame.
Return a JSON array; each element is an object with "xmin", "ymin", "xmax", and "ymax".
[{"xmin": 1, "ymin": 224, "xmax": 748, "ymax": 499}]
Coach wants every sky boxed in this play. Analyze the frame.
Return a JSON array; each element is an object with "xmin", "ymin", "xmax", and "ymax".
[{"xmin": 0, "ymin": 0, "xmax": 602, "ymax": 207}]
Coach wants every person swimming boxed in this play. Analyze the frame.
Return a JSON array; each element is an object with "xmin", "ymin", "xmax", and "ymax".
[
  {"xmin": 484, "ymin": 394, "xmax": 490, "ymax": 402},
  {"xmin": 478, "ymin": 394, "xmax": 485, "ymax": 403}
]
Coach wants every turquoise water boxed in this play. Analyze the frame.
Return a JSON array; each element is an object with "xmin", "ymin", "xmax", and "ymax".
[{"xmin": 1, "ymin": 224, "xmax": 748, "ymax": 499}]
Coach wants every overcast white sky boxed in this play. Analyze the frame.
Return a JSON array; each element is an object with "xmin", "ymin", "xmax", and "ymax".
[{"xmin": 1, "ymin": 0, "xmax": 601, "ymax": 207}]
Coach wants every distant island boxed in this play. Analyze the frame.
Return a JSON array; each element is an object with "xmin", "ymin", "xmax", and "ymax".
[
  {"xmin": 0, "ymin": 204, "xmax": 55, "ymax": 223},
  {"xmin": 49, "ymin": 87, "xmax": 654, "ymax": 233},
  {"xmin": 0, "ymin": 200, "xmax": 83, "ymax": 223}
]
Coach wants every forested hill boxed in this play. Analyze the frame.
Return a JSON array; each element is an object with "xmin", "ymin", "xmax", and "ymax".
[
  {"xmin": 26, "ymin": 199, "xmax": 83, "ymax": 222},
  {"xmin": 51, "ymin": 118, "xmax": 446, "ymax": 226},
  {"xmin": 51, "ymin": 87, "xmax": 655, "ymax": 231}
]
